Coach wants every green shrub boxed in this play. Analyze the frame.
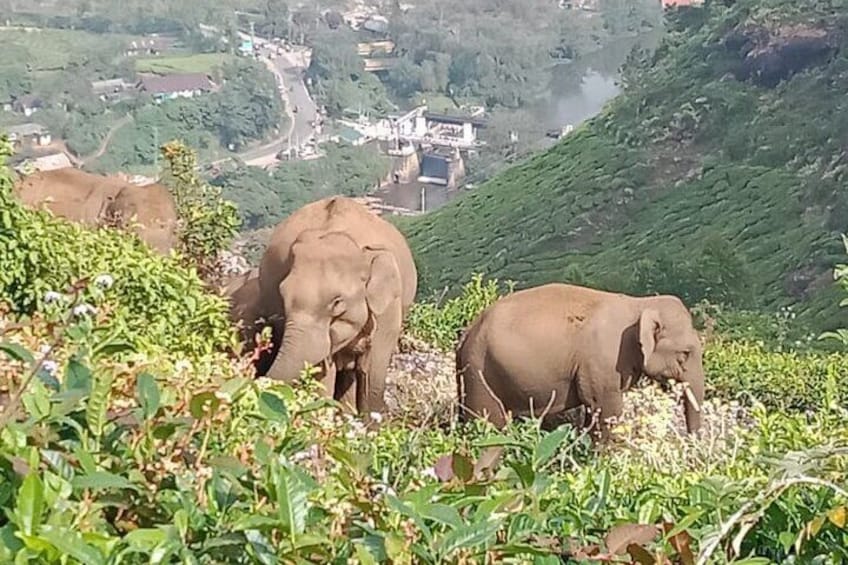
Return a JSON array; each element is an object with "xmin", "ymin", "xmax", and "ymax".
[
  {"xmin": 160, "ymin": 140, "xmax": 240, "ymax": 275},
  {"xmin": 405, "ymin": 274, "xmax": 513, "ymax": 351},
  {"xmin": 0, "ymin": 138, "xmax": 233, "ymax": 358},
  {"xmin": 704, "ymin": 338, "xmax": 847, "ymax": 412},
  {"xmin": 0, "ymin": 288, "xmax": 846, "ymax": 563}
]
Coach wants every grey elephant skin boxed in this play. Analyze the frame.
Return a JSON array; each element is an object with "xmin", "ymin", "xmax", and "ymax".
[
  {"xmin": 456, "ymin": 283, "xmax": 705, "ymax": 436},
  {"xmin": 13, "ymin": 167, "xmax": 178, "ymax": 255},
  {"xmin": 255, "ymin": 196, "xmax": 418, "ymax": 417}
]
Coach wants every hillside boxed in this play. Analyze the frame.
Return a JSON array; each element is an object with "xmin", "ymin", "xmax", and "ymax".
[{"xmin": 401, "ymin": 0, "xmax": 848, "ymax": 330}]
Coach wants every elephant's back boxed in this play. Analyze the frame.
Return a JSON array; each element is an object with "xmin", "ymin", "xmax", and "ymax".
[
  {"xmin": 13, "ymin": 168, "xmax": 110, "ymax": 223},
  {"xmin": 263, "ymin": 196, "xmax": 417, "ymax": 309}
]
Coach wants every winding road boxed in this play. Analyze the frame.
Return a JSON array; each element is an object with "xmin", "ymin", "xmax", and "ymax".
[{"xmin": 237, "ymin": 46, "xmax": 319, "ymax": 168}]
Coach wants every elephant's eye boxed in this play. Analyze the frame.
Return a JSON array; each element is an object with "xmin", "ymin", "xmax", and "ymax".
[{"xmin": 330, "ymin": 297, "xmax": 346, "ymax": 316}]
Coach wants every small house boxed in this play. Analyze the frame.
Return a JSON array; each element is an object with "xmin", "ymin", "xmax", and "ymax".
[
  {"xmin": 13, "ymin": 94, "xmax": 44, "ymax": 117},
  {"xmin": 16, "ymin": 152, "xmax": 73, "ymax": 173},
  {"xmin": 138, "ymin": 73, "xmax": 215, "ymax": 102},
  {"xmin": 6, "ymin": 123, "xmax": 51, "ymax": 148},
  {"xmin": 91, "ymin": 78, "xmax": 135, "ymax": 102}
]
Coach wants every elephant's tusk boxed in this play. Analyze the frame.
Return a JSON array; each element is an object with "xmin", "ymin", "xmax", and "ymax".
[{"xmin": 683, "ymin": 384, "xmax": 701, "ymax": 413}]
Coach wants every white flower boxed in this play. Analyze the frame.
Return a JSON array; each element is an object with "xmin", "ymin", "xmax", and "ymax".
[
  {"xmin": 94, "ymin": 274, "xmax": 114, "ymax": 289},
  {"xmin": 41, "ymin": 359, "xmax": 59, "ymax": 376},
  {"xmin": 174, "ymin": 359, "xmax": 193, "ymax": 373},
  {"xmin": 420, "ymin": 467, "xmax": 438, "ymax": 480},
  {"xmin": 38, "ymin": 344, "xmax": 52, "ymax": 356},
  {"xmin": 369, "ymin": 411, "xmax": 383, "ymax": 423},
  {"xmin": 72, "ymin": 303, "xmax": 97, "ymax": 317},
  {"xmin": 43, "ymin": 291, "xmax": 63, "ymax": 304}
]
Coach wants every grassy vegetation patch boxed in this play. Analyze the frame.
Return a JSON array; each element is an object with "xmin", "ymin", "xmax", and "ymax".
[{"xmin": 135, "ymin": 53, "xmax": 235, "ymax": 75}]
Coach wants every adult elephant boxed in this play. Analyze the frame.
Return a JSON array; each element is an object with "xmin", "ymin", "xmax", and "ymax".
[
  {"xmin": 258, "ymin": 196, "xmax": 417, "ymax": 418},
  {"xmin": 456, "ymin": 283, "xmax": 705, "ymax": 437},
  {"xmin": 13, "ymin": 168, "xmax": 178, "ymax": 255}
]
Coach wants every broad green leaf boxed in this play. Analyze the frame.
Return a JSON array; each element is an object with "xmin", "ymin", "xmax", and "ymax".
[
  {"xmin": 72, "ymin": 472, "xmax": 139, "ymax": 493},
  {"xmin": 452, "ymin": 453, "xmax": 474, "ymax": 483},
  {"xmin": 37, "ymin": 525, "xmax": 104, "ymax": 565},
  {"xmin": 0, "ymin": 342, "xmax": 34, "ymax": 365},
  {"xmin": 232, "ymin": 515, "xmax": 281, "ymax": 531},
  {"xmin": 91, "ymin": 339, "xmax": 135, "ymax": 360},
  {"xmin": 65, "ymin": 359, "xmax": 92, "ymax": 393},
  {"xmin": 353, "ymin": 542, "xmax": 379, "ymax": 565},
  {"xmin": 258, "ymin": 391, "xmax": 288, "ymax": 423},
  {"xmin": 419, "ymin": 504, "xmax": 463, "ymax": 528},
  {"xmin": 244, "ymin": 529, "xmax": 277, "ymax": 565},
  {"xmin": 274, "ymin": 462, "xmax": 308, "ymax": 537},
  {"xmin": 123, "ymin": 528, "xmax": 168, "ymax": 549},
  {"xmin": 534, "ymin": 427, "xmax": 570, "ymax": 468},
  {"xmin": 86, "ymin": 371, "xmax": 114, "ymax": 439},
  {"xmin": 136, "ymin": 373, "xmax": 160, "ymax": 421},
  {"xmin": 436, "ymin": 519, "xmax": 501, "ymax": 558},
  {"xmin": 0, "ymin": 524, "xmax": 23, "ymax": 560},
  {"xmin": 16, "ymin": 473, "xmax": 44, "ymax": 537}
]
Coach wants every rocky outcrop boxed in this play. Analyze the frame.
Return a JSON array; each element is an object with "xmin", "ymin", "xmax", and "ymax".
[{"xmin": 724, "ymin": 23, "xmax": 839, "ymax": 87}]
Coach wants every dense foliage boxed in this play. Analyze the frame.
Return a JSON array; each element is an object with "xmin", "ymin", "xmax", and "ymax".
[
  {"xmin": 94, "ymin": 59, "xmax": 283, "ymax": 171},
  {"xmin": 213, "ymin": 143, "xmax": 392, "ymax": 231},
  {"xmin": 0, "ymin": 262, "xmax": 846, "ymax": 562},
  {"xmin": 160, "ymin": 141, "xmax": 240, "ymax": 275},
  {"xmin": 401, "ymin": 0, "xmax": 848, "ymax": 332}
]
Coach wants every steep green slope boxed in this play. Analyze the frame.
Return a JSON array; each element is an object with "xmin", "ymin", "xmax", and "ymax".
[{"xmin": 402, "ymin": 0, "xmax": 848, "ymax": 329}]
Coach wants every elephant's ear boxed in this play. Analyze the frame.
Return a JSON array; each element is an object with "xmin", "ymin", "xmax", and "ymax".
[
  {"xmin": 639, "ymin": 308, "xmax": 662, "ymax": 365},
  {"xmin": 364, "ymin": 247, "xmax": 401, "ymax": 316}
]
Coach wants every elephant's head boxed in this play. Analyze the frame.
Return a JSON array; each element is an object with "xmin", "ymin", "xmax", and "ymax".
[
  {"xmin": 637, "ymin": 297, "xmax": 705, "ymax": 434},
  {"xmin": 266, "ymin": 229, "xmax": 401, "ymax": 383}
]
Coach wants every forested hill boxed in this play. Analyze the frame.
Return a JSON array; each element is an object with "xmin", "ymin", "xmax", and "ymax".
[{"xmin": 401, "ymin": 0, "xmax": 848, "ymax": 330}]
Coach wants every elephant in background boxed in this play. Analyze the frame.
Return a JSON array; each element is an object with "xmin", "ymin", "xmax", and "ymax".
[
  {"xmin": 13, "ymin": 167, "xmax": 178, "ymax": 255},
  {"xmin": 456, "ymin": 283, "xmax": 705, "ymax": 437},
  {"xmin": 257, "ymin": 196, "xmax": 417, "ymax": 418}
]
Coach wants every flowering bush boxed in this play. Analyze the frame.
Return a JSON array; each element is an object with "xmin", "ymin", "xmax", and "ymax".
[{"xmin": 0, "ymin": 138, "xmax": 233, "ymax": 358}]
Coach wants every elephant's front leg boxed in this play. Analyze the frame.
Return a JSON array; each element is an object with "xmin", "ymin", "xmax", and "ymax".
[
  {"xmin": 576, "ymin": 370, "xmax": 623, "ymax": 442},
  {"xmin": 356, "ymin": 304, "xmax": 402, "ymax": 423}
]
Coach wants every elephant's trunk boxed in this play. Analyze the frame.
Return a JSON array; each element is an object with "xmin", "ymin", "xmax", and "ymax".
[
  {"xmin": 265, "ymin": 321, "xmax": 330, "ymax": 384},
  {"xmin": 682, "ymin": 360, "xmax": 705, "ymax": 434}
]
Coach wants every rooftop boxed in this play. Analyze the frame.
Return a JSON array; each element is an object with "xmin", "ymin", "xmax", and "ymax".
[
  {"xmin": 139, "ymin": 73, "xmax": 214, "ymax": 95},
  {"xmin": 6, "ymin": 123, "xmax": 48, "ymax": 138}
]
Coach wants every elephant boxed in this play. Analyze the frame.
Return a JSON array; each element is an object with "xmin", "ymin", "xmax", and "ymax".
[
  {"xmin": 218, "ymin": 268, "xmax": 277, "ymax": 374},
  {"xmin": 257, "ymin": 195, "xmax": 417, "ymax": 419},
  {"xmin": 13, "ymin": 167, "xmax": 178, "ymax": 255},
  {"xmin": 455, "ymin": 283, "xmax": 705, "ymax": 437}
]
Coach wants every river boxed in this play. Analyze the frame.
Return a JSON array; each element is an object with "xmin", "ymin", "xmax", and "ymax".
[{"xmin": 376, "ymin": 29, "xmax": 664, "ymax": 213}]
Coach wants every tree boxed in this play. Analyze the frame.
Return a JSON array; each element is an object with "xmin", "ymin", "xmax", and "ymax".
[{"xmin": 214, "ymin": 60, "xmax": 282, "ymax": 149}]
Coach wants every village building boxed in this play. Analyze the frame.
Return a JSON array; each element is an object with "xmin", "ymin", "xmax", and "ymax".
[
  {"xmin": 6, "ymin": 123, "xmax": 51, "ymax": 149},
  {"xmin": 138, "ymin": 73, "xmax": 215, "ymax": 102},
  {"xmin": 12, "ymin": 94, "xmax": 44, "ymax": 117},
  {"xmin": 91, "ymin": 78, "xmax": 136, "ymax": 102},
  {"xmin": 16, "ymin": 151, "xmax": 73, "ymax": 173}
]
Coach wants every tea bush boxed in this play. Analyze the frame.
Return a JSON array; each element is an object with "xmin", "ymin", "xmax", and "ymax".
[
  {"xmin": 0, "ymin": 139, "xmax": 233, "ymax": 358},
  {"xmin": 0, "ymin": 275, "xmax": 846, "ymax": 563}
]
